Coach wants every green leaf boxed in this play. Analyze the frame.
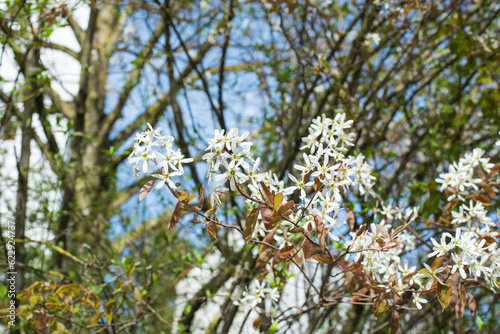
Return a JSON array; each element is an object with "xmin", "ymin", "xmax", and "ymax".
[
  {"xmin": 374, "ymin": 298, "xmax": 389, "ymax": 320},
  {"xmin": 269, "ymin": 320, "xmax": 279, "ymax": 334},
  {"xmin": 436, "ymin": 283, "xmax": 452, "ymax": 309},
  {"xmin": 87, "ymin": 312, "xmax": 103, "ymax": 327}
]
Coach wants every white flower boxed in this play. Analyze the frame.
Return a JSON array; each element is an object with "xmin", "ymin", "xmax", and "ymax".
[
  {"xmin": 153, "ymin": 171, "xmax": 182, "ymax": 190},
  {"xmin": 365, "ymin": 33, "xmax": 381, "ymax": 46},
  {"xmin": 214, "ymin": 159, "xmax": 246, "ymax": 191},
  {"xmin": 285, "ymin": 173, "xmax": 313, "ymax": 201},
  {"xmin": 428, "ymin": 236, "xmax": 453, "ymax": 258},
  {"xmin": 413, "ymin": 293, "xmax": 427, "ymax": 309},
  {"xmin": 450, "ymin": 253, "xmax": 468, "ymax": 279},
  {"xmin": 416, "ymin": 264, "xmax": 445, "ymax": 290}
]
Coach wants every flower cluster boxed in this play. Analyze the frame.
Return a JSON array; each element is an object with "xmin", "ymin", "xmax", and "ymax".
[
  {"xmin": 280, "ymin": 113, "xmax": 376, "ymax": 241},
  {"xmin": 428, "ymin": 228, "xmax": 495, "ymax": 280},
  {"xmin": 131, "ymin": 115, "xmax": 499, "ymax": 315},
  {"xmin": 128, "ymin": 123, "xmax": 193, "ymax": 190},
  {"xmin": 436, "ymin": 148, "xmax": 494, "ymax": 201},
  {"xmin": 425, "ymin": 147, "xmax": 500, "ymax": 290},
  {"xmin": 233, "ymin": 281, "xmax": 279, "ymax": 309},
  {"xmin": 348, "ymin": 220, "xmax": 417, "ymax": 285}
]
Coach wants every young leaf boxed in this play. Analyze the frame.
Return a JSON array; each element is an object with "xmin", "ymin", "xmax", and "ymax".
[
  {"xmin": 346, "ymin": 207, "xmax": 356, "ymax": 231},
  {"xmin": 488, "ymin": 161, "xmax": 500, "ymax": 176},
  {"xmin": 198, "ymin": 185, "xmax": 205, "ymax": 207},
  {"xmin": 391, "ymin": 310, "xmax": 400, "ymax": 334},
  {"xmin": 259, "ymin": 229, "xmax": 277, "ymax": 253},
  {"xmin": 168, "ymin": 201, "xmax": 182, "ymax": 230},
  {"xmin": 243, "ymin": 207, "xmax": 259, "ymax": 243},
  {"xmin": 274, "ymin": 192, "xmax": 283, "ymax": 211},
  {"xmin": 177, "ymin": 189, "xmax": 190, "ymax": 202},
  {"xmin": 206, "ymin": 222, "xmax": 217, "ymax": 239},
  {"xmin": 259, "ymin": 181, "xmax": 274, "ymax": 204},
  {"xmin": 467, "ymin": 292, "xmax": 477, "ymax": 318},
  {"xmin": 312, "ymin": 253, "xmax": 333, "ymax": 264},
  {"xmin": 259, "ymin": 203, "xmax": 273, "ymax": 230},
  {"xmin": 374, "ymin": 295, "xmax": 388, "ymax": 320},
  {"xmin": 315, "ymin": 215, "xmax": 326, "ymax": 252},
  {"xmin": 472, "ymin": 194, "xmax": 492, "ymax": 206},
  {"xmin": 87, "ymin": 312, "xmax": 103, "ymax": 327},
  {"xmin": 253, "ymin": 316, "xmax": 262, "ymax": 330},
  {"xmin": 345, "ymin": 271, "xmax": 356, "ymax": 294},
  {"xmin": 456, "ymin": 284, "xmax": 466, "ymax": 323},
  {"xmin": 436, "ymin": 283, "xmax": 452, "ymax": 310},
  {"xmin": 139, "ymin": 180, "xmax": 156, "ymax": 202}
]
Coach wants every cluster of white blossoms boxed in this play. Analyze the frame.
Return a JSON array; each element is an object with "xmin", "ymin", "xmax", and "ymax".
[
  {"xmin": 233, "ymin": 281, "xmax": 279, "ymax": 310},
  {"xmin": 128, "ymin": 123, "xmax": 193, "ymax": 190},
  {"xmin": 280, "ymin": 113, "xmax": 377, "ymax": 239},
  {"xmin": 425, "ymin": 147, "xmax": 500, "ymax": 291},
  {"xmin": 436, "ymin": 148, "xmax": 494, "ymax": 201},
  {"xmin": 348, "ymin": 210, "xmax": 418, "ymax": 285},
  {"xmin": 131, "ymin": 117, "xmax": 499, "ymax": 312}
]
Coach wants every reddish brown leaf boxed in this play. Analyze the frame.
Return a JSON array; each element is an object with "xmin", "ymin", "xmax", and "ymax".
[
  {"xmin": 344, "ymin": 261, "xmax": 363, "ymax": 272},
  {"xmin": 391, "ymin": 310, "xmax": 400, "ymax": 334},
  {"xmin": 351, "ymin": 287, "xmax": 368, "ymax": 302},
  {"xmin": 139, "ymin": 180, "xmax": 156, "ymax": 202},
  {"xmin": 431, "ymin": 257, "xmax": 444, "ymax": 271},
  {"xmin": 312, "ymin": 254, "xmax": 333, "ymax": 264},
  {"xmin": 456, "ymin": 284, "xmax": 466, "ymax": 323},
  {"xmin": 243, "ymin": 207, "xmax": 259, "ymax": 243},
  {"xmin": 259, "ymin": 181, "xmax": 274, "ymax": 205},
  {"xmin": 301, "ymin": 238, "xmax": 323, "ymax": 259},
  {"xmin": 205, "ymin": 207, "xmax": 216, "ymax": 218},
  {"xmin": 176, "ymin": 189, "xmax": 190, "ymax": 202},
  {"xmin": 488, "ymin": 161, "xmax": 500, "ymax": 176},
  {"xmin": 257, "ymin": 248, "xmax": 274, "ymax": 268},
  {"xmin": 354, "ymin": 271, "xmax": 373, "ymax": 290},
  {"xmin": 467, "ymin": 292, "xmax": 477, "ymax": 318},
  {"xmin": 402, "ymin": 273, "xmax": 414, "ymax": 285},
  {"xmin": 272, "ymin": 245, "xmax": 295, "ymax": 267},
  {"xmin": 472, "ymin": 194, "xmax": 492, "ymax": 206},
  {"xmin": 181, "ymin": 204, "xmax": 199, "ymax": 212},
  {"xmin": 256, "ymin": 268, "xmax": 270, "ymax": 280},
  {"xmin": 259, "ymin": 204, "xmax": 273, "ymax": 230},
  {"xmin": 313, "ymin": 176, "xmax": 322, "ymax": 191},
  {"xmin": 345, "ymin": 271, "xmax": 356, "ymax": 294},
  {"xmin": 440, "ymin": 216, "xmax": 452, "ymax": 224},
  {"xmin": 206, "ymin": 222, "xmax": 217, "ymax": 239},
  {"xmin": 278, "ymin": 245, "xmax": 295, "ymax": 255},
  {"xmin": 479, "ymin": 235, "xmax": 497, "ymax": 246},
  {"xmin": 355, "ymin": 224, "xmax": 367, "ymax": 238},
  {"xmin": 445, "ymin": 198, "xmax": 460, "ymax": 214},
  {"xmin": 272, "ymin": 249, "xmax": 292, "ymax": 267},
  {"xmin": 303, "ymin": 169, "xmax": 315, "ymax": 182},
  {"xmin": 346, "ymin": 207, "xmax": 356, "ymax": 231},
  {"xmin": 289, "ymin": 227, "xmax": 305, "ymax": 234},
  {"xmin": 198, "ymin": 185, "xmax": 205, "ymax": 208},
  {"xmin": 259, "ymin": 229, "xmax": 277, "ymax": 253},
  {"xmin": 168, "ymin": 201, "xmax": 182, "ymax": 230},
  {"xmin": 315, "ymin": 215, "xmax": 327, "ymax": 252},
  {"xmin": 447, "ymin": 271, "xmax": 460, "ymax": 311},
  {"xmin": 270, "ymin": 200, "xmax": 295, "ymax": 228},
  {"xmin": 302, "ymin": 238, "xmax": 313, "ymax": 259},
  {"xmin": 375, "ymin": 225, "xmax": 390, "ymax": 239},
  {"xmin": 477, "ymin": 181, "xmax": 496, "ymax": 196}
]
